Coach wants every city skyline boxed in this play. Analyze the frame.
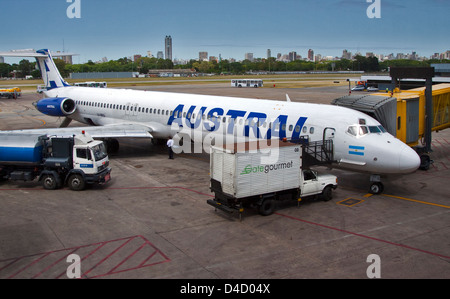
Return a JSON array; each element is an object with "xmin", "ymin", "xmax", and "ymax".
[{"xmin": 1, "ymin": 0, "xmax": 449, "ymax": 64}]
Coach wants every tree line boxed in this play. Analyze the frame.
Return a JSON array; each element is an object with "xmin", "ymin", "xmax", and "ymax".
[{"xmin": 1, "ymin": 56, "xmax": 448, "ymax": 79}]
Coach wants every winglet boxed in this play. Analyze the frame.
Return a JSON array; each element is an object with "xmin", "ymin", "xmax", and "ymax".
[{"xmin": 286, "ymin": 94, "xmax": 291, "ymax": 102}]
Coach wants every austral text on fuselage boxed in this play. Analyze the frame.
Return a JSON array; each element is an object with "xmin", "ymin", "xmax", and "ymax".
[{"xmin": 167, "ymin": 104, "xmax": 308, "ymax": 140}]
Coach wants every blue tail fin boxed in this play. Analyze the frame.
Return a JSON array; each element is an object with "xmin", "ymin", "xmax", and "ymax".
[{"xmin": 35, "ymin": 49, "xmax": 70, "ymax": 90}]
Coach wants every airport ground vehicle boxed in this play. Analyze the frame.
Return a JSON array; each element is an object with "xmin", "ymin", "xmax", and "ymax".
[
  {"xmin": 207, "ymin": 140, "xmax": 337, "ymax": 218},
  {"xmin": 231, "ymin": 79, "xmax": 263, "ymax": 88},
  {"xmin": 74, "ymin": 81, "xmax": 107, "ymax": 88},
  {"xmin": 0, "ymin": 132, "xmax": 111, "ymax": 190},
  {"xmin": 0, "ymin": 87, "xmax": 21, "ymax": 98}
]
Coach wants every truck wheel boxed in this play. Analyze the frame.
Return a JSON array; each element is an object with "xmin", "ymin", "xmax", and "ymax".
[
  {"xmin": 258, "ymin": 199, "xmax": 275, "ymax": 216},
  {"xmin": 42, "ymin": 175, "xmax": 57, "ymax": 190},
  {"xmin": 322, "ymin": 186, "xmax": 333, "ymax": 201},
  {"xmin": 68, "ymin": 174, "xmax": 85, "ymax": 191}
]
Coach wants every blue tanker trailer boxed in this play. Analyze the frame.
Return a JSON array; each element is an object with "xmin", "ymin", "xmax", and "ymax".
[{"xmin": 0, "ymin": 132, "xmax": 111, "ymax": 190}]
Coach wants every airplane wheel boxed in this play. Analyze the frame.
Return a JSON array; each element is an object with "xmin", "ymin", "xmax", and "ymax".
[
  {"xmin": 419, "ymin": 154, "xmax": 431, "ymax": 170},
  {"xmin": 369, "ymin": 182, "xmax": 384, "ymax": 195}
]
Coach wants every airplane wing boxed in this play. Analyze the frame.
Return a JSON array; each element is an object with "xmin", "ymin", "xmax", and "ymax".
[
  {"xmin": 0, "ymin": 123, "xmax": 154, "ymax": 139},
  {"xmin": 0, "ymin": 50, "xmax": 47, "ymax": 58}
]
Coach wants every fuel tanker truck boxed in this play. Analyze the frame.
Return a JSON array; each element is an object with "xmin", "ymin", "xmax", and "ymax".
[{"xmin": 0, "ymin": 131, "xmax": 111, "ymax": 190}]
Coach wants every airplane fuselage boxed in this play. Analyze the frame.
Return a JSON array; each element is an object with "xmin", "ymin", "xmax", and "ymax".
[{"xmin": 43, "ymin": 86, "xmax": 420, "ymax": 175}]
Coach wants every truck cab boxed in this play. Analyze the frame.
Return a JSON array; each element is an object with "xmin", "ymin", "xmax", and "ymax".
[
  {"xmin": 72, "ymin": 133, "xmax": 109, "ymax": 175},
  {"xmin": 67, "ymin": 132, "xmax": 111, "ymax": 190},
  {"xmin": 301, "ymin": 169, "xmax": 338, "ymax": 201},
  {"xmin": 41, "ymin": 132, "xmax": 111, "ymax": 190}
]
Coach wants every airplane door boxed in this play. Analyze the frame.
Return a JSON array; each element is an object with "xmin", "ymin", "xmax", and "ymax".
[
  {"xmin": 323, "ymin": 127, "xmax": 336, "ymax": 140},
  {"xmin": 323, "ymin": 127, "xmax": 335, "ymax": 161}
]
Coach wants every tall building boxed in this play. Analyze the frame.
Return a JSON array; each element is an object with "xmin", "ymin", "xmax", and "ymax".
[
  {"xmin": 342, "ymin": 49, "xmax": 351, "ymax": 60},
  {"xmin": 267, "ymin": 49, "xmax": 271, "ymax": 59},
  {"xmin": 289, "ymin": 51, "xmax": 297, "ymax": 62},
  {"xmin": 157, "ymin": 51, "xmax": 164, "ymax": 59},
  {"xmin": 245, "ymin": 53, "xmax": 254, "ymax": 62},
  {"xmin": 308, "ymin": 49, "xmax": 314, "ymax": 61},
  {"xmin": 165, "ymin": 35, "xmax": 172, "ymax": 61},
  {"xmin": 199, "ymin": 52, "xmax": 208, "ymax": 61}
]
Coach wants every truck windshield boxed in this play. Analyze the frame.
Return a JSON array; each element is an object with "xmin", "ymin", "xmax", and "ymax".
[{"xmin": 91, "ymin": 143, "xmax": 108, "ymax": 161}]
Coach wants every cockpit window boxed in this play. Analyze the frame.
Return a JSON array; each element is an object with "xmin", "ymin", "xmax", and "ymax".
[
  {"xmin": 347, "ymin": 124, "xmax": 387, "ymax": 137},
  {"xmin": 347, "ymin": 126, "xmax": 358, "ymax": 136},
  {"xmin": 369, "ymin": 126, "xmax": 381, "ymax": 133},
  {"xmin": 359, "ymin": 126, "xmax": 369, "ymax": 136}
]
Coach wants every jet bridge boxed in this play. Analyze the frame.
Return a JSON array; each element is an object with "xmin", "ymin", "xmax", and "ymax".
[
  {"xmin": 332, "ymin": 94, "xmax": 397, "ymax": 136},
  {"xmin": 332, "ymin": 83, "xmax": 450, "ymax": 170}
]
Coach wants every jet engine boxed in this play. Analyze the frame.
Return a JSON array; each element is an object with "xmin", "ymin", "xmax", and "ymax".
[{"xmin": 35, "ymin": 97, "xmax": 77, "ymax": 117}]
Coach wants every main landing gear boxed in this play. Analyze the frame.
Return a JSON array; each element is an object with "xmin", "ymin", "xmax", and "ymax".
[{"xmin": 369, "ymin": 174, "xmax": 384, "ymax": 195}]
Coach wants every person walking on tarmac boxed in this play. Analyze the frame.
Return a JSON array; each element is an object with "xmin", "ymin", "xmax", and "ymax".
[{"xmin": 167, "ymin": 136, "xmax": 174, "ymax": 159}]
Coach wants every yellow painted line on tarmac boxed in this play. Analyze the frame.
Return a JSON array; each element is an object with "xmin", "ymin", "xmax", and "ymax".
[
  {"xmin": 383, "ymin": 194, "xmax": 450, "ymax": 209},
  {"xmin": 34, "ymin": 118, "xmax": 47, "ymax": 127}
]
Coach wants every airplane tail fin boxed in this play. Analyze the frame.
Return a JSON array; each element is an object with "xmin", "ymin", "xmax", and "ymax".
[
  {"xmin": 35, "ymin": 49, "xmax": 70, "ymax": 90},
  {"xmin": 0, "ymin": 49, "xmax": 70, "ymax": 90}
]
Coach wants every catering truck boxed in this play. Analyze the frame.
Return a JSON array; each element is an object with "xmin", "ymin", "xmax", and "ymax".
[
  {"xmin": 0, "ymin": 132, "xmax": 111, "ymax": 190},
  {"xmin": 207, "ymin": 140, "xmax": 337, "ymax": 218}
]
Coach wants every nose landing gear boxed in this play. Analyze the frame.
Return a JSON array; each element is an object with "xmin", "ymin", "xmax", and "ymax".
[{"xmin": 369, "ymin": 174, "xmax": 384, "ymax": 195}]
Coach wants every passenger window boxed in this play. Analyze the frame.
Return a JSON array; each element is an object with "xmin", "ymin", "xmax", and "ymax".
[
  {"xmin": 289, "ymin": 125, "xmax": 293, "ymax": 131},
  {"xmin": 310, "ymin": 127, "xmax": 314, "ymax": 134},
  {"xmin": 303, "ymin": 126, "xmax": 307, "ymax": 133},
  {"xmin": 295, "ymin": 125, "xmax": 300, "ymax": 133}
]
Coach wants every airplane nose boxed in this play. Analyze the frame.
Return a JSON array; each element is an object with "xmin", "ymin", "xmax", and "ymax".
[{"xmin": 399, "ymin": 146, "xmax": 421, "ymax": 173}]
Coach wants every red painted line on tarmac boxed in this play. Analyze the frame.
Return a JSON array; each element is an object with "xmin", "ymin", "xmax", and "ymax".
[
  {"xmin": 1, "ymin": 235, "xmax": 170, "ymax": 279},
  {"xmin": 82, "ymin": 236, "xmax": 135, "ymax": 277},
  {"xmin": 8, "ymin": 252, "xmax": 51, "ymax": 279},
  {"xmin": 275, "ymin": 212, "xmax": 450, "ymax": 260},
  {"xmin": 32, "ymin": 248, "xmax": 79, "ymax": 279}
]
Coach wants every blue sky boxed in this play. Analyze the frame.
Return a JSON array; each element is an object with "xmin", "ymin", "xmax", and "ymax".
[{"xmin": 1, "ymin": 0, "xmax": 449, "ymax": 63}]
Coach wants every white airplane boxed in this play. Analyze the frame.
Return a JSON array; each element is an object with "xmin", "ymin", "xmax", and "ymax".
[{"xmin": 0, "ymin": 49, "xmax": 421, "ymax": 194}]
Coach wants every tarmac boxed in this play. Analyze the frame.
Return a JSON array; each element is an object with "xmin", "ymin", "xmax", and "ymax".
[{"xmin": 0, "ymin": 82, "xmax": 449, "ymax": 281}]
